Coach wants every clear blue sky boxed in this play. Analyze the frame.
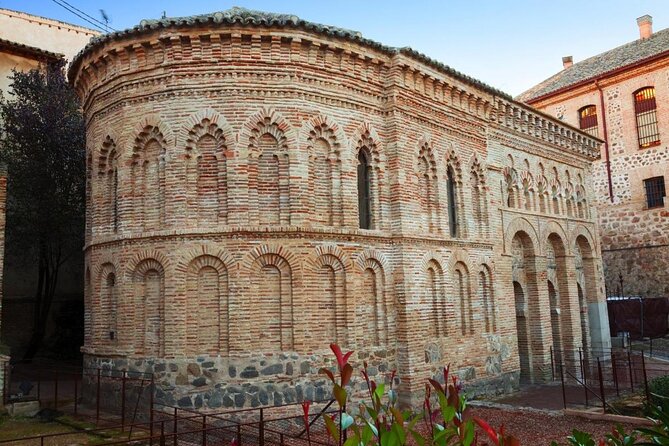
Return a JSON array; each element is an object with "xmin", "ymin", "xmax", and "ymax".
[{"xmin": 3, "ymin": 0, "xmax": 669, "ymax": 95}]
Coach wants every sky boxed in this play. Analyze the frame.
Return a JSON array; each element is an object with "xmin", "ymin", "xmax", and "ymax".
[{"xmin": 3, "ymin": 0, "xmax": 669, "ymax": 96}]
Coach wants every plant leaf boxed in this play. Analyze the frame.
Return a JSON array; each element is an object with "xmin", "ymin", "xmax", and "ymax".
[
  {"xmin": 333, "ymin": 383, "xmax": 347, "ymax": 408},
  {"xmin": 323, "ymin": 415, "xmax": 340, "ymax": 443},
  {"xmin": 340, "ymin": 412, "xmax": 354, "ymax": 430},
  {"xmin": 319, "ymin": 367, "xmax": 335, "ymax": 383},
  {"xmin": 341, "ymin": 363, "xmax": 353, "ymax": 387}
]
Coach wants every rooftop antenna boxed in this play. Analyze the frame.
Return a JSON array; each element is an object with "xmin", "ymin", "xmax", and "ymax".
[{"xmin": 99, "ymin": 9, "xmax": 110, "ymax": 33}]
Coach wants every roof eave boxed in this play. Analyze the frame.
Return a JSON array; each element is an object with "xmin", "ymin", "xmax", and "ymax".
[
  {"xmin": 524, "ymin": 48, "xmax": 669, "ymax": 105},
  {"xmin": 0, "ymin": 38, "xmax": 63, "ymax": 62}
]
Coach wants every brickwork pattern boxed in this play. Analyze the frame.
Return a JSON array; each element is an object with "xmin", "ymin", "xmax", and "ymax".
[
  {"xmin": 70, "ymin": 13, "xmax": 606, "ymax": 408},
  {"xmin": 528, "ymin": 58, "xmax": 669, "ymax": 298}
]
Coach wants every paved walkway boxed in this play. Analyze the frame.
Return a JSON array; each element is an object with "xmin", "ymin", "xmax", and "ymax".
[{"xmin": 490, "ymin": 383, "xmax": 605, "ymax": 411}]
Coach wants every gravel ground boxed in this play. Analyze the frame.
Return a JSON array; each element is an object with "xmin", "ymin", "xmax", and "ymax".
[{"xmin": 470, "ymin": 406, "xmax": 640, "ymax": 445}]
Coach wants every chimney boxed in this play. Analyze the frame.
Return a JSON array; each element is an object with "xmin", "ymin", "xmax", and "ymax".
[
  {"xmin": 637, "ymin": 14, "xmax": 653, "ymax": 39},
  {"xmin": 562, "ymin": 56, "xmax": 573, "ymax": 69}
]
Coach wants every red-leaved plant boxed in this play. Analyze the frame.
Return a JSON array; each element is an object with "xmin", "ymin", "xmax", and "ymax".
[{"xmin": 317, "ymin": 343, "xmax": 520, "ymax": 446}]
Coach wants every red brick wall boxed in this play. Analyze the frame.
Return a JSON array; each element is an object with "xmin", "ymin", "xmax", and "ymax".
[{"xmin": 71, "ymin": 21, "xmax": 606, "ymax": 408}]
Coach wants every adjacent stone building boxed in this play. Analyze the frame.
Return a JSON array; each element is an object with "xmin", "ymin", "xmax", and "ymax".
[
  {"xmin": 69, "ymin": 7, "xmax": 609, "ymax": 409},
  {"xmin": 519, "ymin": 15, "xmax": 669, "ymax": 299}
]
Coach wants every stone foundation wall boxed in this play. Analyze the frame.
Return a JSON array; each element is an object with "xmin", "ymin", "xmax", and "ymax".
[{"xmin": 84, "ymin": 353, "xmax": 518, "ymax": 411}]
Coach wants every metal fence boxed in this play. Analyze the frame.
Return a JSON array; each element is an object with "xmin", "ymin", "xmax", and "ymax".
[
  {"xmin": 550, "ymin": 346, "xmax": 669, "ymax": 413},
  {"xmin": 0, "ymin": 398, "xmax": 340, "ymax": 446},
  {"xmin": 2, "ymin": 362, "xmax": 154, "ymax": 426}
]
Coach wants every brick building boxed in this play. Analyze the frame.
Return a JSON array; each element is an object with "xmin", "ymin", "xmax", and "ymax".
[
  {"xmin": 519, "ymin": 15, "xmax": 669, "ymax": 299},
  {"xmin": 69, "ymin": 7, "xmax": 609, "ymax": 408}
]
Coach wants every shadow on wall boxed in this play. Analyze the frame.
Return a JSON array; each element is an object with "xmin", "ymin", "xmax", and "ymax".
[{"xmin": 2, "ymin": 297, "xmax": 84, "ymax": 361}]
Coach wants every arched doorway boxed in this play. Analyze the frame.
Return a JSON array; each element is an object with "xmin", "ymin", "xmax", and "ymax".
[
  {"xmin": 513, "ymin": 280, "xmax": 532, "ymax": 381},
  {"xmin": 575, "ymin": 235, "xmax": 608, "ymax": 353},
  {"xmin": 547, "ymin": 232, "xmax": 579, "ymax": 364},
  {"xmin": 547, "ymin": 280, "xmax": 563, "ymax": 365},
  {"xmin": 511, "ymin": 230, "xmax": 545, "ymax": 383},
  {"xmin": 577, "ymin": 283, "xmax": 590, "ymax": 354}
]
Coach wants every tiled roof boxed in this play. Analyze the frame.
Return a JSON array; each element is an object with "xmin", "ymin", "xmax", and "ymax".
[
  {"xmin": 517, "ymin": 26, "xmax": 669, "ymax": 103},
  {"xmin": 68, "ymin": 7, "xmax": 512, "ymax": 99},
  {"xmin": 0, "ymin": 7, "xmax": 100, "ymax": 35},
  {"xmin": 0, "ymin": 37, "xmax": 63, "ymax": 60}
]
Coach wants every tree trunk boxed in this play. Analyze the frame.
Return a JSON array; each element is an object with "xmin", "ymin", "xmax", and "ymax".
[{"xmin": 23, "ymin": 243, "xmax": 58, "ymax": 361}]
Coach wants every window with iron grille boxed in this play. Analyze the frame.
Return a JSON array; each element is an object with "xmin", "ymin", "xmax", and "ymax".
[
  {"xmin": 578, "ymin": 105, "xmax": 598, "ymax": 137},
  {"xmin": 634, "ymin": 87, "xmax": 660, "ymax": 148},
  {"xmin": 644, "ymin": 176, "xmax": 665, "ymax": 209}
]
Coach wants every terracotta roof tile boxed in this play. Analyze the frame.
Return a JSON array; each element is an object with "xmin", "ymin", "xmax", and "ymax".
[
  {"xmin": 0, "ymin": 37, "xmax": 63, "ymax": 61},
  {"xmin": 517, "ymin": 27, "xmax": 669, "ymax": 102},
  {"xmin": 68, "ymin": 7, "xmax": 511, "ymax": 99}
]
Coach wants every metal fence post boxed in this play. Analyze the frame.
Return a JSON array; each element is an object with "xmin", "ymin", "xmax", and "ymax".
[
  {"xmin": 259, "ymin": 407, "xmax": 265, "ymax": 446},
  {"xmin": 550, "ymin": 346, "xmax": 555, "ymax": 381},
  {"xmin": 237, "ymin": 423, "xmax": 242, "ymax": 446},
  {"xmin": 612, "ymin": 352, "xmax": 619, "ymax": 397},
  {"xmin": 121, "ymin": 371, "xmax": 126, "ymax": 431},
  {"xmin": 642, "ymin": 351, "xmax": 650, "ymax": 405},
  {"xmin": 173, "ymin": 407, "xmax": 178, "ymax": 446},
  {"xmin": 628, "ymin": 351, "xmax": 634, "ymax": 391},
  {"xmin": 579, "ymin": 349, "xmax": 589, "ymax": 407},
  {"xmin": 597, "ymin": 358, "xmax": 606, "ymax": 412},
  {"xmin": 202, "ymin": 415, "xmax": 207, "ymax": 446},
  {"xmin": 149, "ymin": 376, "xmax": 155, "ymax": 446},
  {"xmin": 559, "ymin": 362, "xmax": 567, "ymax": 410},
  {"xmin": 160, "ymin": 421, "xmax": 166, "ymax": 446},
  {"xmin": 96, "ymin": 369, "xmax": 101, "ymax": 424}
]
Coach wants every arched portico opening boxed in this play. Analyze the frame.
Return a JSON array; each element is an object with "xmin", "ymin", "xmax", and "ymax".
[
  {"xmin": 513, "ymin": 280, "xmax": 532, "ymax": 381},
  {"xmin": 575, "ymin": 234, "xmax": 608, "ymax": 353},
  {"xmin": 547, "ymin": 279, "xmax": 563, "ymax": 365},
  {"xmin": 511, "ymin": 230, "xmax": 546, "ymax": 383}
]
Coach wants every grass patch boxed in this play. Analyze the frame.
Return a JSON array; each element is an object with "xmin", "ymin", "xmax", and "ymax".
[
  {"xmin": 0, "ymin": 413, "xmax": 150, "ymax": 445},
  {"xmin": 0, "ymin": 413, "xmax": 75, "ymax": 440}
]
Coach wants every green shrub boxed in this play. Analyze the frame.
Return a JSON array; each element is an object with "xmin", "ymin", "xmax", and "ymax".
[
  {"xmin": 649, "ymin": 375, "xmax": 669, "ymax": 411},
  {"xmin": 317, "ymin": 343, "xmax": 520, "ymax": 446}
]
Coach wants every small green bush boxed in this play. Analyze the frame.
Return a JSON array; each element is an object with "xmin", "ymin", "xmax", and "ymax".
[{"xmin": 649, "ymin": 375, "xmax": 669, "ymax": 410}]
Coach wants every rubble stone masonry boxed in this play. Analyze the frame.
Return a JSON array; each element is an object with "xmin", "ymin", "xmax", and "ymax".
[
  {"xmin": 69, "ymin": 8, "xmax": 609, "ymax": 409},
  {"xmin": 527, "ymin": 57, "xmax": 669, "ymax": 298}
]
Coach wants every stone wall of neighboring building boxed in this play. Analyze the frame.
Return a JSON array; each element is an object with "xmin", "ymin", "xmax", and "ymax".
[
  {"xmin": 69, "ymin": 8, "xmax": 608, "ymax": 408},
  {"xmin": 522, "ymin": 36, "xmax": 669, "ymax": 298}
]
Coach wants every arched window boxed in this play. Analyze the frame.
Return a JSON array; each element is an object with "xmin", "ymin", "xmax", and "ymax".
[
  {"xmin": 634, "ymin": 87, "xmax": 660, "ymax": 148},
  {"xmin": 479, "ymin": 268, "xmax": 496, "ymax": 333},
  {"xmin": 578, "ymin": 105, "xmax": 598, "ymax": 137},
  {"xmin": 106, "ymin": 272, "xmax": 117, "ymax": 340},
  {"xmin": 357, "ymin": 150, "xmax": 372, "ymax": 229},
  {"xmin": 447, "ymin": 166, "xmax": 458, "ymax": 237},
  {"xmin": 454, "ymin": 264, "xmax": 472, "ymax": 335}
]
